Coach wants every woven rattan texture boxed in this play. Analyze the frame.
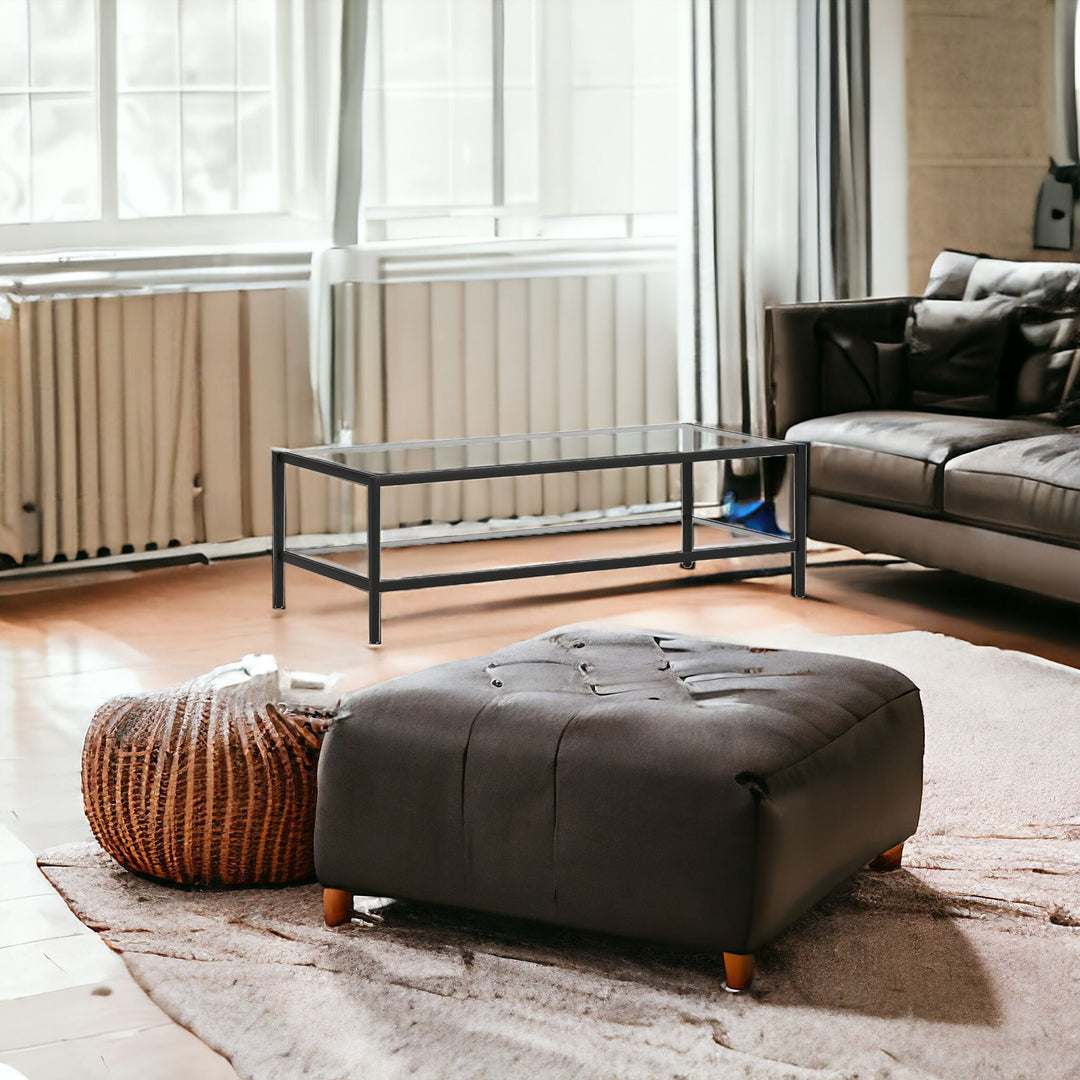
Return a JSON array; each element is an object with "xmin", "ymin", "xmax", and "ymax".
[{"xmin": 82, "ymin": 661, "xmax": 333, "ymax": 887}]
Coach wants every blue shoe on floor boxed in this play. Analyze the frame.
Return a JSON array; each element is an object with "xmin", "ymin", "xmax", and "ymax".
[{"xmin": 718, "ymin": 495, "xmax": 787, "ymax": 537}]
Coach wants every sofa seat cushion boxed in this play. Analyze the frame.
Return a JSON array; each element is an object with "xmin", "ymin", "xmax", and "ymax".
[
  {"xmin": 786, "ymin": 411, "xmax": 1058, "ymax": 513},
  {"xmin": 944, "ymin": 433, "xmax": 1080, "ymax": 546}
]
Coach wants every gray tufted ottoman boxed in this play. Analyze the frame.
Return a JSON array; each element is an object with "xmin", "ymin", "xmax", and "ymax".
[{"xmin": 315, "ymin": 626, "xmax": 923, "ymax": 991}]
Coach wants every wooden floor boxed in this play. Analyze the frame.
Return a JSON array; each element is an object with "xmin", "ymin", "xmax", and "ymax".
[{"xmin": 1, "ymin": 529, "xmax": 1076, "ymax": 1078}]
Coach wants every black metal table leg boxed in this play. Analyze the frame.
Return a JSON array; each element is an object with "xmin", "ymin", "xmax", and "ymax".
[
  {"xmin": 791, "ymin": 442, "xmax": 808, "ymax": 598},
  {"xmin": 367, "ymin": 482, "xmax": 382, "ymax": 645},
  {"xmin": 680, "ymin": 458, "xmax": 695, "ymax": 569},
  {"xmin": 272, "ymin": 450, "xmax": 286, "ymax": 609}
]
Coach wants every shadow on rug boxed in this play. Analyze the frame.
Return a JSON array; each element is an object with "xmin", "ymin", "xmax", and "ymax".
[{"xmin": 40, "ymin": 631, "xmax": 1080, "ymax": 1080}]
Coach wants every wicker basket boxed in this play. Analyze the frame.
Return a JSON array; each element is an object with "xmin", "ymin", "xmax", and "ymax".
[{"xmin": 81, "ymin": 656, "xmax": 335, "ymax": 887}]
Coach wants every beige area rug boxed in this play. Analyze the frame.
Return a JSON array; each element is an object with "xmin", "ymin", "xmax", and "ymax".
[{"xmin": 40, "ymin": 631, "xmax": 1080, "ymax": 1080}]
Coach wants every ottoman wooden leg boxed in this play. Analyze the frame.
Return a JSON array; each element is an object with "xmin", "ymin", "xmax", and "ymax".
[
  {"xmin": 722, "ymin": 952, "xmax": 754, "ymax": 993},
  {"xmin": 869, "ymin": 842, "xmax": 905, "ymax": 871},
  {"xmin": 323, "ymin": 888, "xmax": 353, "ymax": 926}
]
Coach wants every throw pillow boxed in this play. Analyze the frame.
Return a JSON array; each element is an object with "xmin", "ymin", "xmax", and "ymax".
[
  {"xmin": 1008, "ymin": 307, "xmax": 1080, "ymax": 420},
  {"xmin": 904, "ymin": 296, "xmax": 1015, "ymax": 415},
  {"xmin": 815, "ymin": 320, "xmax": 910, "ymax": 415}
]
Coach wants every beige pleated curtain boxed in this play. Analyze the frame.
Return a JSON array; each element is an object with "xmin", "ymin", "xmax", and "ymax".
[
  {"xmin": 330, "ymin": 270, "xmax": 680, "ymax": 533},
  {"xmin": 0, "ymin": 288, "xmax": 329, "ymax": 566}
]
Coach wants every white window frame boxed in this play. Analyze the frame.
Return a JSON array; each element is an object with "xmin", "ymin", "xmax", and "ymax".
[{"xmin": 0, "ymin": 0, "xmax": 330, "ymax": 257}]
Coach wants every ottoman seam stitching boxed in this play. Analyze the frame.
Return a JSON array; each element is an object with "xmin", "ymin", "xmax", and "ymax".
[
  {"xmin": 550, "ymin": 713, "xmax": 579, "ymax": 909},
  {"xmin": 459, "ymin": 699, "xmax": 491, "ymax": 905},
  {"xmin": 741, "ymin": 781, "xmax": 762, "ymax": 955}
]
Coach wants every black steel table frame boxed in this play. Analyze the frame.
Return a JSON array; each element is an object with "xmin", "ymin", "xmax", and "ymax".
[{"xmin": 271, "ymin": 425, "xmax": 808, "ymax": 645}]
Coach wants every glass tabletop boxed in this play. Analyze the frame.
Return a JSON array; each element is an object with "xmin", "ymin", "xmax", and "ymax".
[{"xmin": 286, "ymin": 424, "xmax": 795, "ymax": 479}]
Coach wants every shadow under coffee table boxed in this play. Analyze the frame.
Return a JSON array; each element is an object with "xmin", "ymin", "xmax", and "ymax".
[{"xmin": 271, "ymin": 423, "xmax": 808, "ymax": 644}]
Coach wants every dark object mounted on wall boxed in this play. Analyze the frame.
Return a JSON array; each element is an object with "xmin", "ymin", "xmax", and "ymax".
[{"xmin": 1034, "ymin": 158, "xmax": 1080, "ymax": 249}]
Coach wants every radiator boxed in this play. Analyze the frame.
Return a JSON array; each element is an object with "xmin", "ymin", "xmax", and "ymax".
[
  {"xmin": 332, "ymin": 269, "xmax": 680, "ymax": 531},
  {"xmin": 0, "ymin": 288, "xmax": 328, "ymax": 566}
]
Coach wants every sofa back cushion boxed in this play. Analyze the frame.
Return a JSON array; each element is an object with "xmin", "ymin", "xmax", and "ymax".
[
  {"xmin": 924, "ymin": 250, "xmax": 983, "ymax": 299},
  {"xmin": 905, "ymin": 296, "xmax": 1014, "ymax": 415},
  {"xmin": 962, "ymin": 258, "xmax": 1080, "ymax": 304}
]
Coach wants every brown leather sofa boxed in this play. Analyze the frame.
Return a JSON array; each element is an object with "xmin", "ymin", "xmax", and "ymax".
[{"xmin": 764, "ymin": 251, "xmax": 1080, "ymax": 604}]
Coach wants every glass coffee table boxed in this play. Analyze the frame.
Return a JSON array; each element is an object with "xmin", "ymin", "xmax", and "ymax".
[{"xmin": 271, "ymin": 424, "xmax": 808, "ymax": 644}]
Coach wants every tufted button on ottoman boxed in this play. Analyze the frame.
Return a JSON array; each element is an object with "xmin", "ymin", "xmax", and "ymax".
[{"xmin": 315, "ymin": 627, "xmax": 923, "ymax": 991}]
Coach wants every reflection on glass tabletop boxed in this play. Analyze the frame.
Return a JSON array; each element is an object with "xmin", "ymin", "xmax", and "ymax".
[{"xmin": 288, "ymin": 424, "xmax": 795, "ymax": 478}]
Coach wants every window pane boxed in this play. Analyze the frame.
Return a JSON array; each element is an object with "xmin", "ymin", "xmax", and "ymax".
[
  {"xmin": 571, "ymin": 89, "xmax": 632, "ymax": 214},
  {"xmin": 238, "ymin": 0, "xmax": 274, "ymax": 88},
  {"xmin": 30, "ymin": 94, "xmax": 98, "ymax": 220},
  {"xmin": 0, "ymin": 0, "xmax": 281, "ymax": 229},
  {"xmin": 383, "ymin": 94, "xmax": 450, "ymax": 205},
  {"xmin": 117, "ymin": 0, "xmax": 279, "ymax": 219},
  {"xmin": 633, "ymin": 88, "xmax": 677, "ymax": 212},
  {"xmin": 504, "ymin": 89, "xmax": 537, "ymax": 205},
  {"xmin": 0, "ymin": 0, "xmax": 29, "ymax": 90},
  {"xmin": 503, "ymin": 0, "xmax": 534, "ymax": 90},
  {"xmin": 181, "ymin": 0, "xmax": 237, "ymax": 86},
  {"xmin": 452, "ymin": 92, "xmax": 491, "ymax": 204},
  {"xmin": 571, "ymin": 0, "xmax": 632, "ymax": 87},
  {"xmin": 383, "ymin": 0, "xmax": 450, "ymax": 87},
  {"xmin": 238, "ymin": 91, "xmax": 274, "ymax": 210},
  {"xmin": 0, "ymin": 95, "xmax": 30, "ymax": 222},
  {"xmin": 451, "ymin": 0, "xmax": 491, "ymax": 86},
  {"xmin": 633, "ymin": 0, "xmax": 680, "ymax": 86},
  {"xmin": 118, "ymin": 93, "xmax": 181, "ymax": 217},
  {"xmin": 182, "ymin": 92, "xmax": 237, "ymax": 213},
  {"xmin": 538, "ymin": 215, "xmax": 629, "ymax": 240},
  {"xmin": 384, "ymin": 215, "xmax": 494, "ymax": 242},
  {"xmin": 362, "ymin": 89, "xmax": 383, "ymax": 205},
  {"xmin": 29, "ymin": 0, "xmax": 95, "ymax": 89},
  {"xmin": 118, "ymin": 0, "xmax": 180, "ymax": 89}
]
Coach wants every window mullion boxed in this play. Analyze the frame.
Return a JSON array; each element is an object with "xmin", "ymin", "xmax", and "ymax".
[
  {"xmin": 492, "ymin": 0, "xmax": 505, "ymax": 221},
  {"xmin": 539, "ymin": 0, "xmax": 572, "ymax": 223},
  {"xmin": 378, "ymin": 0, "xmax": 388, "ymax": 212},
  {"xmin": 274, "ymin": 0, "xmax": 291, "ymax": 213},
  {"xmin": 24, "ymin": 0, "xmax": 34, "ymax": 222},
  {"xmin": 175, "ymin": 1, "xmax": 184, "ymax": 214},
  {"xmin": 98, "ymin": 0, "xmax": 118, "ymax": 222},
  {"xmin": 233, "ymin": 0, "xmax": 240, "ymax": 212}
]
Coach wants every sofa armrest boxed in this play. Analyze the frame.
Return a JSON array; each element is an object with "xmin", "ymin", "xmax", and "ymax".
[{"xmin": 764, "ymin": 297, "xmax": 916, "ymax": 437}]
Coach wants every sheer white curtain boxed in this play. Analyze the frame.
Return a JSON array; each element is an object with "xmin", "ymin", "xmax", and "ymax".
[
  {"xmin": 307, "ymin": 0, "xmax": 369, "ymax": 444},
  {"xmin": 690, "ymin": 0, "xmax": 870, "ymax": 436}
]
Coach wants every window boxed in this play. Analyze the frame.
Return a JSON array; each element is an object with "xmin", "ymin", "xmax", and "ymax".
[
  {"xmin": 115, "ymin": 0, "xmax": 278, "ymax": 218},
  {"xmin": 0, "ymin": 0, "xmax": 99, "ymax": 224},
  {"xmin": 0, "ymin": 0, "xmax": 316, "ymax": 250},
  {"xmin": 361, "ymin": 0, "xmax": 685, "ymax": 243}
]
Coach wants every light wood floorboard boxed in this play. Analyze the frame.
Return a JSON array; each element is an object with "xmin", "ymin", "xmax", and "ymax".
[{"xmin": 0, "ymin": 530, "xmax": 1076, "ymax": 1078}]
